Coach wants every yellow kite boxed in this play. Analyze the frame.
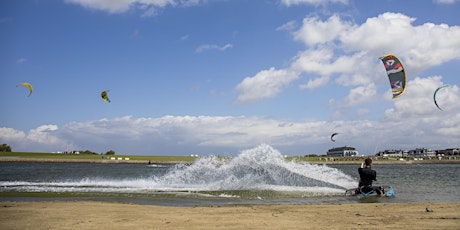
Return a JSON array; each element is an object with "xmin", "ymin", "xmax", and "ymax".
[
  {"xmin": 101, "ymin": 90, "xmax": 111, "ymax": 103},
  {"xmin": 17, "ymin": 82, "xmax": 33, "ymax": 97}
]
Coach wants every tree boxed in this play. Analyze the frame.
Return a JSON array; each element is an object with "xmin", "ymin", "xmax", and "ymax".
[
  {"xmin": 0, "ymin": 144, "xmax": 12, "ymax": 152},
  {"xmin": 79, "ymin": 150, "xmax": 98, "ymax": 155},
  {"xmin": 105, "ymin": 150, "xmax": 115, "ymax": 155}
]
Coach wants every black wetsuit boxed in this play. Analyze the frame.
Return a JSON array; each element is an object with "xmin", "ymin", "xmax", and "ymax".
[
  {"xmin": 358, "ymin": 167, "xmax": 382, "ymax": 195},
  {"xmin": 358, "ymin": 167, "xmax": 376, "ymax": 187}
]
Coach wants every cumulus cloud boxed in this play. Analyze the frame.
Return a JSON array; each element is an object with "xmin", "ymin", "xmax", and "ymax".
[
  {"xmin": 235, "ymin": 12, "xmax": 460, "ymax": 107},
  {"xmin": 235, "ymin": 67, "xmax": 299, "ymax": 103},
  {"xmin": 5, "ymin": 116, "xmax": 325, "ymax": 155},
  {"xmin": 0, "ymin": 116, "xmax": 355, "ymax": 155},
  {"xmin": 299, "ymin": 75, "xmax": 330, "ymax": 89},
  {"xmin": 375, "ymin": 76, "xmax": 460, "ymax": 148},
  {"xmin": 27, "ymin": 125, "xmax": 60, "ymax": 144},
  {"xmin": 345, "ymin": 84, "xmax": 377, "ymax": 107},
  {"xmin": 384, "ymin": 76, "xmax": 460, "ymax": 119},
  {"xmin": 0, "ymin": 127, "xmax": 26, "ymax": 141},
  {"xmin": 2, "ymin": 99, "xmax": 458, "ymax": 155},
  {"xmin": 293, "ymin": 15, "xmax": 351, "ymax": 46},
  {"xmin": 0, "ymin": 125, "xmax": 70, "ymax": 152}
]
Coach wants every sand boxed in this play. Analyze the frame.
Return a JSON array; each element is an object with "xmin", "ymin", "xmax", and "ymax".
[{"xmin": 1, "ymin": 201, "xmax": 459, "ymax": 229}]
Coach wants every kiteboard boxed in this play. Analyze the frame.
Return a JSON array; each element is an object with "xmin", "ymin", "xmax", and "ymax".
[{"xmin": 345, "ymin": 185, "xmax": 395, "ymax": 197}]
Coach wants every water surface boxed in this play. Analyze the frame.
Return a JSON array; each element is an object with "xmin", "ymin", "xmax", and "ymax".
[{"xmin": 1, "ymin": 145, "xmax": 459, "ymax": 206}]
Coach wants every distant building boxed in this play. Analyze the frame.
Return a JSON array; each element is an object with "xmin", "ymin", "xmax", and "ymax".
[
  {"xmin": 376, "ymin": 149, "xmax": 405, "ymax": 157},
  {"xmin": 408, "ymin": 148, "xmax": 436, "ymax": 157},
  {"xmin": 374, "ymin": 147, "xmax": 459, "ymax": 158},
  {"xmin": 438, "ymin": 148, "xmax": 460, "ymax": 156},
  {"xmin": 327, "ymin": 146, "xmax": 358, "ymax": 157}
]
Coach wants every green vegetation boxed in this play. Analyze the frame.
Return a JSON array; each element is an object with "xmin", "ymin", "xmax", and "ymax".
[
  {"xmin": 0, "ymin": 152, "xmax": 102, "ymax": 160},
  {"xmin": 0, "ymin": 143, "xmax": 12, "ymax": 152},
  {"xmin": 0, "ymin": 151, "xmax": 197, "ymax": 163},
  {"xmin": 1, "ymin": 151, "xmax": 458, "ymax": 164}
]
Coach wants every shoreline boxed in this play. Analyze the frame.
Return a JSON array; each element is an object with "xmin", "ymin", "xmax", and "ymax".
[
  {"xmin": 1, "ymin": 201, "xmax": 459, "ymax": 229},
  {"xmin": 1, "ymin": 156, "xmax": 460, "ymax": 165},
  {"xmin": 0, "ymin": 157, "xmax": 183, "ymax": 165}
]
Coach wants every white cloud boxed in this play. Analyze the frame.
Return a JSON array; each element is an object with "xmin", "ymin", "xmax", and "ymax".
[
  {"xmin": 16, "ymin": 58, "xmax": 27, "ymax": 64},
  {"xmin": 27, "ymin": 125, "xmax": 60, "ymax": 144},
  {"xmin": 436, "ymin": 114, "xmax": 460, "ymax": 136},
  {"xmin": 180, "ymin": 34, "xmax": 190, "ymax": 41},
  {"xmin": 235, "ymin": 12, "xmax": 460, "ymax": 107},
  {"xmin": 356, "ymin": 108, "xmax": 370, "ymax": 116},
  {"xmin": 434, "ymin": 0, "xmax": 459, "ymax": 4},
  {"xmin": 339, "ymin": 13, "xmax": 460, "ymax": 74},
  {"xmin": 384, "ymin": 76, "xmax": 460, "ymax": 119},
  {"xmin": 0, "ymin": 125, "xmax": 70, "ymax": 152},
  {"xmin": 291, "ymin": 50, "xmax": 369, "ymax": 83},
  {"xmin": 376, "ymin": 76, "xmax": 460, "ymax": 149},
  {"xmin": 1, "ymin": 102, "xmax": 459, "ymax": 155},
  {"xmin": 0, "ymin": 116, "xmax": 344, "ymax": 155},
  {"xmin": 65, "ymin": 0, "xmax": 140, "ymax": 13},
  {"xmin": 235, "ymin": 67, "xmax": 299, "ymax": 103},
  {"xmin": 328, "ymin": 83, "xmax": 377, "ymax": 109},
  {"xmin": 64, "ymin": 0, "xmax": 201, "ymax": 16},
  {"xmin": 299, "ymin": 75, "xmax": 330, "ymax": 89},
  {"xmin": 281, "ymin": 0, "xmax": 349, "ymax": 6},
  {"xmin": 293, "ymin": 15, "xmax": 351, "ymax": 47},
  {"xmin": 276, "ymin": 20, "xmax": 297, "ymax": 31},
  {"xmin": 345, "ymin": 84, "xmax": 377, "ymax": 107},
  {"xmin": 195, "ymin": 43, "xmax": 233, "ymax": 53},
  {"xmin": 0, "ymin": 127, "xmax": 26, "ymax": 141}
]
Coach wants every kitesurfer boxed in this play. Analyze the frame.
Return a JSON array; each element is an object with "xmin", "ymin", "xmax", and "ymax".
[{"xmin": 357, "ymin": 158, "xmax": 384, "ymax": 195}]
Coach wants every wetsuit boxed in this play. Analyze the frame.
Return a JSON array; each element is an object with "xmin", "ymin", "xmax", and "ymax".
[{"xmin": 358, "ymin": 167, "xmax": 382, "ymax": 195}]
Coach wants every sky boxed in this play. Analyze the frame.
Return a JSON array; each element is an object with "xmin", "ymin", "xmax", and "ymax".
[{"xmin": 1, "ymin": 0, "xmax": 459, "ymax": 156}]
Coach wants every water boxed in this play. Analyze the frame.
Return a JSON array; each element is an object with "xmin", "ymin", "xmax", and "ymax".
[{"xmin": 1, "ymin": 144, "xmax": 459, "ymax": 206}]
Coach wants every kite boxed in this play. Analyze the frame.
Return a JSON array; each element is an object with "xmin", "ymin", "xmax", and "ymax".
[
  {"xmin": 330, "ymin": 132, "xmax": 339, "ymax": 142},
  {"xmin": 101, "ymin": 90, "xmax": 111, "ymax": 103},
  {"xmin": 433, "ymin": 84, "xmax": 452, "ymax": 111},
  {"xmin": 17, "ymin": 82, "xmax": 33, "ymax": 97},
  {"xmin": 380, "ymin": 54, "xmax": 406, "ymax": 99}
]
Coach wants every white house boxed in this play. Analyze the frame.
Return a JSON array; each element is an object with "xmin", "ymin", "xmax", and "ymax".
[
  {"xmin": 376, "ymin": 149, "xmax": 405, "ymax": 157},
  {"xmin": 408, "ymin": 148, "xmax": 436, "ymax": 157},
  {"xmin": 327, "ymin": 146, "xmax": 359, "ymax": 157}
]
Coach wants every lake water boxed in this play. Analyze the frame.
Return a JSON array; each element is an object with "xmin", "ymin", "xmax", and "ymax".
[{"xmin": 1, "ymin": 145, "xmax": 459, "ymax": 206}]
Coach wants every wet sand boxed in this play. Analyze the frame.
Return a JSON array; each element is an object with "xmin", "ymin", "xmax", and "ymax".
[{"xmin": 1, "ymin": 201, "xmax": 459, "ymax": 229}]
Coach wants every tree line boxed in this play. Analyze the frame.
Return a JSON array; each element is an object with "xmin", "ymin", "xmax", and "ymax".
[
  {"xmin": 0, "ymin": 143, "xmax": 115, "ymax": 155},
  {"xmin": 66, "ymin": 150, "xmax": 115, "ymax": 155},
  {"xmin": 0, "ymin": 144, "xmax": 12, "ymax": 152}
]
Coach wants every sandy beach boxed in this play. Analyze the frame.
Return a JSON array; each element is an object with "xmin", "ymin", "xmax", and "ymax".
[{"xmin": 1, "ymin": 201, "xmax": 459, "ymax": 229}]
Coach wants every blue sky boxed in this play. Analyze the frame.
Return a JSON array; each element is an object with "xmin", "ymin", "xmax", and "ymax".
[{"xmin": 1, "ymin": 0, "xmax": 459, "ymax": 156}]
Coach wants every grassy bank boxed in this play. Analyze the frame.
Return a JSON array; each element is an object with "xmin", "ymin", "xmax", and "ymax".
[
  {"xmin": 1, "ymin": 152, "xmax": 459, "ymax": 164},
  {"xmin": 0, "ymin": 152, "xmax": 197, "ymax": 164}
]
